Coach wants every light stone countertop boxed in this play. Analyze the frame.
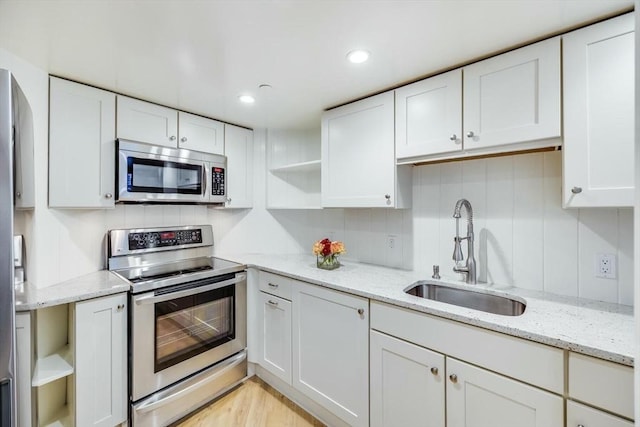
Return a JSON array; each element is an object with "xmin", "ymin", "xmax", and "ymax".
[
  {"xmin": 14, "ymin": 271, "xmax": 130, "ymax": 311},
  {"xmin": 219, "ymin": 253, "xmax": 635, "ymax": 366}
]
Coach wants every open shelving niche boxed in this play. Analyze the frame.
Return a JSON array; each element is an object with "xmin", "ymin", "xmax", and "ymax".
[
  {"xmin": 266, "ymin": 129, "xmax": 322, "ymax": 209},
  {"xmin": 33, "ymin": 304, "xmax": 75, "ymax": 427}
]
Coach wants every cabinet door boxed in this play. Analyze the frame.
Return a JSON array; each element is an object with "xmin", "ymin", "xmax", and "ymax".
[
  {"xmin": 116, "ymin": 95, "xmax": 178, "ymax": 147},
  {"xmin": 292, "ymin": 283, "xmax": 369, "ymax": 427},
  {"xmin": 321, "ymin": 91, "xmax": 397, "ymax": 208},
  {"xmin": 567, "ymin": 401, "xmax": 633, "ymax": 427},
  {"xmin": 49, "ymin": 77, "xmax": 116, "ymax": 208},
  {"xmin": 259, "ymin": 292, "xmax": 292, "ymax": 385},
  {"xmin": 396, "ymin": 69, "xmax": 462, "ymax": 159},
  {"xmin": 178, "ymin": 111, "xmax": 225, "ymax": 155},
  {"xmin": 463, "ymin": 37, "xmax": 561, "ymax": 150},
  {"xmin": 370, "ymin": 330, "xmax": 445, "ymax": 427},
  {"xmin": 562, "ymin": 13, "xmax": 634, "ymax": 207},
  {"xmin": 224, "ymin": 124, "xmax": 253, "ymax": 208},
  {"xmin": 15, "ymin": 312, "xmax": 33, "ymax": 427},
  {"xmin": 75, "ymin": 294, "xmax": 127, "ymax": 427},
  {"xmin": 446, "ymin": 358, "xmax": 563, "ymax": 427}
]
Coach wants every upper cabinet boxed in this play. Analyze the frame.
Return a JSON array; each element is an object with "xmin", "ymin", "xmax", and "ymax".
[
  {"xmin": 322, "ymin": 92, "xmax": 411, "ymax": 208},
  {"xmin": 224, "ymin": 124, "xmax": 253, "ymax": 208},
  {"xmin": 396, "ymin": 69, "xmax": 463, "ymax": 159},
  {"xmin": 396, "ymin": 38, "xmax": 561, "ymax": 163},
  {"xmin": 562, "ymin": 13, "xmax": 634, "ymax": 208},
  {"xmin": 117, "ymin": 96, "xmax": 224, "ymax": 155},
  {"xmin": 463, "ymin": 37, "xmax": 561, "ymax": 151},
  {"xmin": 49, "ymin": 77, "xmax": 116, "ymax": 208},
  {"xmin": 178, "ymin": 111, "xmax": 225, "ymax": 155}
]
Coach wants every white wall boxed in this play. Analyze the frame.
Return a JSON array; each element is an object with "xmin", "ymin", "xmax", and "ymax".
[{"xmin": 212, "ymin": 132, "xmax": 633, "ymax": 306}]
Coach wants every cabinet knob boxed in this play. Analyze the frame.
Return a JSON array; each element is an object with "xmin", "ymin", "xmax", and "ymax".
[
  {"xmin": 267, "ymin": 300, "xmax": 279, "ymax": 306},
  {"xmin": 227, "ymin": 197, "xmax": 232, "ymax": 203},
  {"xmin": 466, "ymin": 131, "xmax": 475, "ymax": 138},
  {"xmin": 577, "ymin": 425, "xmax": 584, "ymax": 427},
  {"xmin": 357, "ymin": 308, "xmax": 364, "ymax": 315},
  {"xmin": 268, "ymin": 283, "xmax": 279, "ymax": 288},
  {"xmin": 116, "ymin": 304, "xmax": 125, "ymax": 311},
  {"xmin": 105, "ymin": 193, "xmax": 113, "ymax": 199},
  {"xmin": 16, "ymin": 192, "xmax": 21, "ymax": 198},
  {"xmin": 181, "ymin": 137, "xmax": 187, "ymax": 143},
  {"xmin": 449, "ymin": 134, "xmax": 457, "ymax": 141},
  {"xmin": 384, "ymin": 194, "xmax": 391, "ymax": 200},
  {"xmin": 571, "ymin": 186, "xmax": 583, "ymax": 194},
  {"xmin": 449, "ymin": 374, "xmax": 458, "ymax": 383},
  {"xmin": 430, "ymin": 367, "xmax": 439, "ymax": 375},
  {"xmin": 169, "ymin": 135, "xmax": 177, "ymax": 141}
]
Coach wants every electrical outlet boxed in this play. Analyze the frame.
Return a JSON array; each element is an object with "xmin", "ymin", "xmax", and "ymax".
[
  {"xmin": 595, "ymin": 253, "xmax": 617, "ymax": 279},
  {"xmin": 386, "ymin": 234, "xmax": 402, "ymax": 267}
]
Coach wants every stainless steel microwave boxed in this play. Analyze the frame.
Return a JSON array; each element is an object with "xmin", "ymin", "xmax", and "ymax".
[{"xmin": 116, "ymin": 139, "xmax": 227, "ymax": 204}]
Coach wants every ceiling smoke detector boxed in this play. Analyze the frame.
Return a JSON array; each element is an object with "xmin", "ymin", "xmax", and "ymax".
[{"xmin": 346, "ymin": 50, "xmax": 370, "ymax": 64}]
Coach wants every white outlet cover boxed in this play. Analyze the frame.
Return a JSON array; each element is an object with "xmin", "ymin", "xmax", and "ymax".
[{"xmin": 595, "ymin": 253, "xmax": 616, "ymax": 279}]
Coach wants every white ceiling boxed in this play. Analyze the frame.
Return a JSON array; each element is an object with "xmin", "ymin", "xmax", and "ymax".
[{"xmin": 0, "ymin": 0, "xmax": 633, "ymax": 130}]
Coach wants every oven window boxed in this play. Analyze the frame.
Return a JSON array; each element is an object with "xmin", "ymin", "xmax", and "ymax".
[
  {"xmin": 127, "ymin": 156, "xmax": 202, "ymax": 194},
  {"xmin": 154, "ymin": 284, "xmax": 235, "ymax": 372}
]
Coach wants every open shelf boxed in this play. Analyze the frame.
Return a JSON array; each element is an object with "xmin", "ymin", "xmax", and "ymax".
[
  {"xmin": 270, "ymin": 159, "xmax": 321, "ymax": 173},
  {"xmin": 32, "ymin": 345, "xmax": 73, "ymax": 387},
  {"xmin": 41, "ymin": 404, "xmax": 72, "ymax": 427}
]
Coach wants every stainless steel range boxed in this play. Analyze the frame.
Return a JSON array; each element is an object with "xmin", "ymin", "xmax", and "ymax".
[{"xmin": 107, "ymin": 225, "xmax": 247, "ymax": 427}]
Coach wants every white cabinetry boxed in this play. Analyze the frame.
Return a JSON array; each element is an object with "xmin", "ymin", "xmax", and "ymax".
[
  {"xmin": 370, "ymin": 330, "xmax": 445, "ymax": 427},
  {"xmin": 258, "ymin": 292, "xmax": 292, "ymax": 385},
  {"xmin": 395, "ymin": 69, "xmax": 462, "ymax": 159},
  {"xmin": 117, "ymin": 97, "xmax": 225, "ymax": 155},
  {"xmin": 321, "ymin": 92, "xmax": 411, "ymax": 208},
  {"xmin": 75, "ymin": 293, "xmax": 127, "ymax": 427},
  {"xmin": 49, "ymin": 77, "xmax": 116, "ymax": 208},
  {"xmin": 292, "ymin": 282, "xmax": 369, "ymax": 427},
  {"xmin": 562, "ymin": 13, "xmax": 634, "ymax": 207},
  {"xmin": 463, "ymin": 37, "xmax": 561, "ymax": 151},
  {"xmin": 16, "ymin": 312, "xmax": 34, "ymax": 427},
  {"xmin": 567, "ymin": 401, "xmax": 633, "ymax": 427},
  {"xmin": 224, "ymin": 124, "xmax": 253, "ymax": 208},
  {"xmin": 116, "ymin": 96, "xmax": 178, "ymax": 148}
]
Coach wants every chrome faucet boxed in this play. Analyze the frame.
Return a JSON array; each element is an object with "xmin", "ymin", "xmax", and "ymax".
[{"xmin": 452, "ymin": 198, "xmax": 477, "ymax": 284}]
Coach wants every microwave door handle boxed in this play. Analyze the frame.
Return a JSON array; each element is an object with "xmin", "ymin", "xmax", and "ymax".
[
  {"xmin": 134, "ymin": 273, "xmax": 246, "ymax": 305},
  {"xmin": 202, "ymin": 163, "xmax": 207, "ymax": 198}
]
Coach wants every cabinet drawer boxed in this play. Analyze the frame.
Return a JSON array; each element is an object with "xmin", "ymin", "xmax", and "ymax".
[
  {"xmin": 568, "ymin": 352, "xmax": 633, "ymax": 419},
  {"xmin": 567, "ymin": 400, "xmax": 633, "ymax": 427},
  {"xmin": 370, "ymin": 301, "xmax": 564, "ymax": 393},
  {"xmin": 259, "ymin": 271, "xmax": 295, "ymax": 300}
]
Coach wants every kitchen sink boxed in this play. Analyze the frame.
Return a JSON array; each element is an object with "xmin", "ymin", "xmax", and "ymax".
[{"xmin": 404, "ymin": 281, "xmax": 526, "ymax": 316}]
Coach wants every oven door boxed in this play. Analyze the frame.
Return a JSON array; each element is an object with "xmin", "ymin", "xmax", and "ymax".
[{"xmin": 131, "ymin": 272, "xmax": 246, "ymax": 401}]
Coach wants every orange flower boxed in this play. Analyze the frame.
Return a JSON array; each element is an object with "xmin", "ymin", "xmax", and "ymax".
[
  {"xmin": 312, "ymin": 238, "xmax": 346, "ymax": 256},
  {"xmin": 312, "ymin": 241, "xmax": 324, "ymax": 256},
  {"xmin": 330, "ymin": 241, "xmax": 345, "ymax": 254}
]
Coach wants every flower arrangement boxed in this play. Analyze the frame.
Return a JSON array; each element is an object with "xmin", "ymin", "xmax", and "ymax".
[{"xmin": 312, "ymin": 238, "xmax": 345, "ymax": 270}]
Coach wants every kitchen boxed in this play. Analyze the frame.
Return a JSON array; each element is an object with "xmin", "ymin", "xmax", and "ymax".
[{"xmin": 0, "ymin": 0, "xmax": 638, "ymax": 426}]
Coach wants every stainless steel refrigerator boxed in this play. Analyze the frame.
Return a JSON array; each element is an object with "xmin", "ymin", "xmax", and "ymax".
[{"xmin": 0, "ymin": 68, "xmax": 33, "ymax": 427}]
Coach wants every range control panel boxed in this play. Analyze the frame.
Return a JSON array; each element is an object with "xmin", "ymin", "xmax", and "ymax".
[
  {"xmin": 128, "ymin": 228, "xmax": 203, "ymax": 250},
  {"xmin": 211, "ymin": 167, "xmax": 226, "ymax": 196}
]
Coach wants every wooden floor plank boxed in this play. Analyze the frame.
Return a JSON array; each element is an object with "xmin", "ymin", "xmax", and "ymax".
[{"xmin": 175, "ymin": 376, "xmax": 326, "ymax": 427}]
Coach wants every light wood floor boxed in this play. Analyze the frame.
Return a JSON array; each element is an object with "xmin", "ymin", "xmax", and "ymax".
[{"xmin": 175, "ymin": 376, "xmax": 326, "ymax": 427}]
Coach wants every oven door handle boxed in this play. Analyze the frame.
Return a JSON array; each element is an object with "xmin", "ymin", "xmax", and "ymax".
[
  {"xmin": 134, "ymin": 273, "xmax": 246, "ymax": 305},
  {"xmin": 135, "ymin": 350, "xmax": 247, "ymax": 414}
]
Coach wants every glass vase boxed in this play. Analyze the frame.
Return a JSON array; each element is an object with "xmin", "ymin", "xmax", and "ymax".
[{"xmin": 317, "ymin": 254, "xmax": 340, "ymax": 270}]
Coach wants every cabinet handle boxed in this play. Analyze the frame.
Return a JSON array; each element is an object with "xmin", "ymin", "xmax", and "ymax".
[
  {"xmin": 577, "ymin": 425, "xmax": 584, "ymax": 427},
  {"xmin": 571, "ymin": 186, "xmax": 583, "ymax": 194},
  {"xmin": 430, "ymin": 367, "xmax": 438, "ymax": 375},
  {"xmin": 105, "ymin": 193, "xmax": 113, "ymax": 199},
  {"xmin": 466, "ymin": 131, "xmax": 475, "ymax": 138},
  {"xmin": 449, "ymin": 134, "xmax": 457, "ymax": 141},
  {"xmin": 268, "ymin": 283, "xmax": 279, "ymax": 288},
  {"xmin": 116, "ymin": 304, "xmax": 125, "ymax": 311},
  {"xmin": 16, "ymin": 192, "xmax": 21, "ymax": 198},
  {"xmin": 449, "ymin": 374, "xmax": 458, "ymax": 383},
  {"xmin": 267, "ymin": 300, "xmax": 278, "ymax": 306},
  {"xmin": 226, "ymin": 197, "xmax": 232, "ymax": 203},
  {"xmin": 384, "ymin": 194, "xmax": 391, "ymax": 200},
  {"xmin": 181, "ymin": 137, "xmax": 187, "ymax": 143},
  {"xmin": 169, "ymin": 135, "xmax": 177, "ymax": 141},
  {"xmin": 357, "ymin": 308, "xmax": 364, "ymax": 315}
]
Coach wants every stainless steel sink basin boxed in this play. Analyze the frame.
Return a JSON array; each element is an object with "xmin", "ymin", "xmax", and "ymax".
[{"xmin": 404, "ymin": 281, "xmax": 526, "ymax": 316}]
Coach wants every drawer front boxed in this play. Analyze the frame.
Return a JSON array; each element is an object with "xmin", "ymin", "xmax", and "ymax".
[
  {"xmin": 567, "ymin": 400, "xmax": 633, "ymax": 427},
  {"xmin": 370, "ymin": 301, "xmax": 564, "ymax": 394},
  {"xmin": 259, "ymin": 271, "xmax": 295, "ymax": 300},
  {"xmin": 568, "ymin": 352, "xmax": 634, "ymax": 419}
]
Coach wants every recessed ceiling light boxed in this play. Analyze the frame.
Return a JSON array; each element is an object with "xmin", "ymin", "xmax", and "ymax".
[
  {"xmin": 347, "ymin": 50, "xmax": 370, "ymax": 64},
  {"xmin": 238, "ymin": 94, "xmax": 255, "ymax": 104}
]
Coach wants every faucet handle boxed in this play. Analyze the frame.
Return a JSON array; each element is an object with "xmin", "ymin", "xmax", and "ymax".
[
  {"xmin": 452, "ymin": 237, "xmax": 464, "ymax": 262},
  {"xmin": 432, "ymin": 265, "xmax": 441, "ymax": 280}
]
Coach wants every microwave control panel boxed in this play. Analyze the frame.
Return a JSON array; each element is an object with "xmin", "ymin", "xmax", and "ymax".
[
  {"xmin": 128, "ymin": 228, "xmax": 203, "ymax": 250},
  {"xmin": 211, "ymin": 167, "xmax": 225, "ymax": 196}
]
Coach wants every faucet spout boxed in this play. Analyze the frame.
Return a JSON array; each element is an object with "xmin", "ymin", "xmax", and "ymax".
[{"xmin": 452, "ymin": 199, "xmax": 477, "ymax": 284}]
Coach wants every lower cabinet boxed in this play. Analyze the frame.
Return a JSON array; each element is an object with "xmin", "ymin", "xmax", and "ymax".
[
  {"xmin": 258, "ymin": 292, "xmax": 292, "ymax": 385},
  {"xmin": 15, "ymin": 312, "xmax": 34, "ymax": 427},
  {"xmin": 567, "ymin": 401, "xmax": 633, "ymax": 427}
]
